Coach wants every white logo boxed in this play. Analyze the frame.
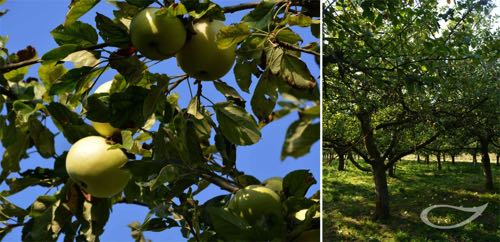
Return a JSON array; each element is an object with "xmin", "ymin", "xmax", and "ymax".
[{"xmin": 420, "ymin": 203, "xmax": 488, "ymax": 229}]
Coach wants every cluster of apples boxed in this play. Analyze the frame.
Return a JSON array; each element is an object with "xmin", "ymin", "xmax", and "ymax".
[
  {"xmin": 64, "ymin": 7, "xmax": 239, "ymax": 198},
  {"xmin": 130, "ymin": 8, "xmax": 236, "ymax": 80},
  {"xmin": 226, "ymin": 177, "xmax": 320, "ymax": 241}
]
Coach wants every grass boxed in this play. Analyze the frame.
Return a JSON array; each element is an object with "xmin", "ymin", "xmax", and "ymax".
[{"xmin": 323, "ymin": 160, "xmax": 500, "ymax": 242}]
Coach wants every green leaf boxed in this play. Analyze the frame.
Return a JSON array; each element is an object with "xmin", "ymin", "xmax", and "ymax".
[
  {"xmin": 184, "ymin": 2, "xmax": 224, "ymax": 20},
  {"xmin": 46, "ymin": 102, "xmax": 98, "ymax": 143},
  {"xmin": 150, "ymin": 165, "xmax": 177, "ymax": 191},
  {"xmin": 41, "ymin": 44, "xmax": 80, "ymax": 62},
  {"xmin": 266, "ymin": 46, "xmax": 284, "ymax": 74},
  {"xmin": 12, "ymin": 100, "xmax": 35, "ymax": 124},
  {"xmin": 62, "ymin": 50, "xmax": 100, "ymax": 68},
  {"xmin": 286, "ymin": 14, "xmax": 313, "ymax": 27},
  {"xmin": 214, "ymin": 132, "xmax": 236, "ymax": 169},
  {"xmin": 38, "ymin": 63, "xmax": 67, "ymax": 89},
  {"xmin": 186, "ymin": 96, "xmax": 204, "ymax": 120},
  {"xmin": 0, "ymin": 195, "xmax": 28, "ymax": 222},
  {"xmin": 95, "ymin": 12, "xmax": 130, "ymax": 47},
  {"xmin": 242, "ymin": 1, "xmax": 276, "ymax": 30},
  {"xmin": 3, "ymin": 65, "xmax": 29, "ymax": 83},
  {"xmin": 121, "ymin": 130, "xmax": 134, "ymax": 150},
  {"xmin": 214, "ymin": 102, "xmax": 261, "ymax": 146},
  {"xmin": 233, "ymin": 58, "xmax": 255, "ymax": 93},
  {"xmin": 28, "ymin": 118, "xmax": 56, "ymax": 158},
  {"xmin": 216, "ymin": 23, "xmax": 251, "ymax": 49},
  {"xmin": 64, "ymin": 0, "xmax": 100, "ymax": 27},
  {"xmin": 1, "ymin": 129, "xmax": 29, "ymax": 174},
  {"xmin": 279, "ymin": 53, "xmax": 316, "ymax": 89},
  {"xmin": 174, "ymin": 115, "xmax": 203, "ymax": 164},
  {"xmin": 207, "ymin": 207, "xmax": 252, "ymax": 240},
  {"xmin": 251, "ymin": 72, "xmax": 278, "ymax": 122},
  {"xmin": 109, "ymin": 55, "xmax": 146, "ymax": 84},
  {"xmin": 281, "ymin": 119, "xmax": 319, "ymax": 160},
  {"xmin": 78, "ymin": 199, "xmax": 111, "ymax": 241},
  {"xmin": 51, "ymin": 21, "xmax": 98, "ymax": 46},
  {"xmin": 214, "ymin": 81, "xmax": 245, "ymax": 105},
  {"xmin": 143, "ymin": 76, "xmax": 169, "ymax": 119},
  {"xmin": 109, "ymin": 86, "xmax": 149, "ymax": 129},
  {"xmin": 276, "ymin": 28, "xmax": 302, "ymax": 44},
  {"xmin": 49, "ymin": 66, "xmax": 94, "ymax": 95},
  {"xmin": 85, "ymin": 93, "xmax": 111, "ymax": 122},
  {"xmin": 282, "ymin": 170, "xmax": 316, "ymax": 198}
]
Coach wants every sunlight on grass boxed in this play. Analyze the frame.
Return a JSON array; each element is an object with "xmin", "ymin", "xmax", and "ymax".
[{"xmin": 323, "ymin": 160, "xmax": 500, "ymax": 241}]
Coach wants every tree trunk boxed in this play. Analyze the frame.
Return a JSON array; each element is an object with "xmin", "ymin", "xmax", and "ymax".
[
  {"xmin": 425, "ymin": 154, "xmax": 430, "ymax": 165},
  {"xmin": 496, "ymin": 154, "xmax": 499, "ymax": 166},
  {"xmin": 442, "ymin": 153, "xmax": 446, "ymax": 163},
  {"xmin": 451, "ymin": 155, "xmax": 455, "ymax": 164},
  {"xmin": 437, "ymin": 152, "xmax": 442, "ymax": 170},
  {"xmin": 338, "ymin": 153, "xmax": 346, "ymax": 171},
  {"xmin": 472, "ymin": 152, "xmax": 477, "ymax": 164},
  {"xmin": 417, "ymin": 154, "xmax": 420, "ymax": 163},
  {"xmin": 373, "ymin": 164, "xmax": 390, "ymax": 220},
  {"xmin": 479, "ymin": 139, "xmax": 494, "ymax": 190}
]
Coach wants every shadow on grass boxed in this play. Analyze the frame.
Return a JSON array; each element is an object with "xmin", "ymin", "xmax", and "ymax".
[{"xmin": 323, "ymin": 161, "xmax": 500, "ymax": 242}]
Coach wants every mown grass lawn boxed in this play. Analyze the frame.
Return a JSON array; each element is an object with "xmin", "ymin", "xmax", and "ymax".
[{"xmin": 323, "ymin": 160, "xmax": 500, "ymax": 241}]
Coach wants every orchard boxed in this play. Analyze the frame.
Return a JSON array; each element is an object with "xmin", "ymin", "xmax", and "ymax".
[
  {"xmin": 322, "ymin": 0, "xmax": 499, "ymax": 241},
  {"xmin": 0, "ymin": 0, "xmax": 320, "ymax": 241}
]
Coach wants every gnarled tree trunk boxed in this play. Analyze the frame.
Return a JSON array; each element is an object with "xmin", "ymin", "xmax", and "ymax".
[
  {"xmin": 479, "ymin": 138, "xmax": 494, "ymax": 190},
  {"xmin": 373, "ymin": 163, "xmax": 390, "ymax": 220}
]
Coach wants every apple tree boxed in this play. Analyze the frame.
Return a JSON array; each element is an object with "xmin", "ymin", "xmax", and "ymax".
[{"xmin": 0, "ymin": 0, "xmax": 320, "ymax": 241}]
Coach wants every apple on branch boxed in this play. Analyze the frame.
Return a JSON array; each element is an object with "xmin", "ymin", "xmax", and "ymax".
[{"xmin": 176, "ymin": 19, "xmax": 236, "ymax": 81}]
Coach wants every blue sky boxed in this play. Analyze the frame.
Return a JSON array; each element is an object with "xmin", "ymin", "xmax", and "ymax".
[{"xmin": 0, "ymin": 1, "xmax": 320, "ymax": 241}]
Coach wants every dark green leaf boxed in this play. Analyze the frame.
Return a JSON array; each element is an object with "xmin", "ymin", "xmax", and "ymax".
[
  {"xmin": 276, "ymin": 28, "xmax": 303, "ymax": 44},
  {"xmin": 213, "ymin": 81, "xmax": 245, "ymax": 105},
  {"xmin": 64, "ymin": 0, "xmax": 101, "ymax": 26},
  {"xmin": 143, "ymin": 75, "xmax": 169, "ymax": 119},
  {"xmin": 283, "ymin": 170, "xmax": 316, "ymax": 198},
  {"xmin": 214, "ymin": 132, "xmax": 236, "ymax": 169},
  {"xmin": 85, "ymin": 93, "xmax": 111, "ymax": 122},
  {"xmin": 242, "ymin": 1, "xmax": 276, "ymax": 30},
  {"xmin": 51, "ymin": 21, "xmax": 98, "ymax": 46},
  {"xmin": 95, "ymin": 13, "xmax": 130, "ymax": 47},
  {"xmin": 233, "ymin": 58, "xmax": 254, "ymax": 93},
  {"xmin": 125, "ymin": 0, "xmax": 154, "ymax": 7},
  {"xmin": 109, "ymin": 55, "xmax": 146, "ymax": 84},
  {"xmin": 266, "ymin": 46, "xmax": 284, "ymax": 74},
  {"xmin": 281, "ymin": 119, "xmax": 319, "ymax": 160},
  {"xmin": 109, "ymin": 86, "xmax": 149, "ymax": 129},
  {"xmin": 279, "ymin": 53, "xmax": 316, "ymax": 89},
  {"xmin": 49, "ymin": 66, "xmax": 94, "ymax": 95},
  {"xmin": 216, "ymin": 23, "xmax": 251, "ymax": 49},
  {"xmin": 251, "ymin": 72, "xmax": 278, "ymax": 122},
  {"xmin": 207, "ymin": 207, "xmax": 251, "ymax": 240},
  {"xmin": 47, "ymin": 102, "xmax": 98, "ymax": 143},
  {"xmin": 28, "ymin": 118, "xmax": 55, "ymax": 158},
  {"xmin": 41, "ymin": 44, "xmax": 80, "ymax": 62},
  {"xmin": 150, "ymin": 165, "xmax": 177, "ymax": 191},
  {"xmin": 214, "ymin": 102, "xmax": 261, "ymax": 146}
]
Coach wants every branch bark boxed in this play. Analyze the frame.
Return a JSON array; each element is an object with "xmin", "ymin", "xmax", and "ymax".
[{"xmin": 201, "ymin": 173, "xmax": 239, "ymax": 193}]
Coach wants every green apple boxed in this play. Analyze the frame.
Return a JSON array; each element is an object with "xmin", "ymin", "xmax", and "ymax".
[
  {"xmin": 228, "ymin": 185, "xmax": 282, "ymax": 224},
  {"xmin": 66, "ymin": 136, "xmax": 130, "ymax": 198},
  {"xmin": 130, "ymin": 7, "xmax": 187, "ymax": 60},
  {"xmin": 293, "ymin": 229, "xmax": 320, "ymax": 242},
  {"xmin": 294, "ymin": 209, "xmax": 321, "ymax": 221},
  {"xmin": 176, "ymin": 19, "xmax": 236, "ymax": 80},
  {"xmin": 263, "ymin": 177, "xmax": 283, "ymax": 193},
  {"xmin": 90, "ymin": 81, "xmax": 121, "ymax": 137}
]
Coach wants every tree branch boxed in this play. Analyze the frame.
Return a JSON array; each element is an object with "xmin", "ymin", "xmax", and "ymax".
[
  {"xmin": 200, "ymin": 173, "xmax": 239, "ymax": 193},
  {"xmin": 386, "ymin": 132, "xmax": 441, "ymax": 168},
  {"xmin": 276, "ymin": 40, "xmax": 320, "ymax": 56},
  {"xmin": 0, "ymin": 43, "xmax": 110, "ymax": 73}
]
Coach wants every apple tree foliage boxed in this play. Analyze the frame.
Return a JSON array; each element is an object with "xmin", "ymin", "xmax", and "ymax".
[
  {"xmin": 0, "ymin": 0, "xmax": 320, "ymax": 241},
  {"xmin": 323, "ymin": 0, "xmax": 498, "ymax": 220}
]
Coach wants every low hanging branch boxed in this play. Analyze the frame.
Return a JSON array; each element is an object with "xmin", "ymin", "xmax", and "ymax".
[{"xmin": 0, "ymin": 43, "xmax": 110, "ymax": 73}]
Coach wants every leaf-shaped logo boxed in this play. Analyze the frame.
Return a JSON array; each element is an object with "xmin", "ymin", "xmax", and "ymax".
[{"xmin": 420, "ymin": 203, "xmax": 488, "ymax": 229}]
